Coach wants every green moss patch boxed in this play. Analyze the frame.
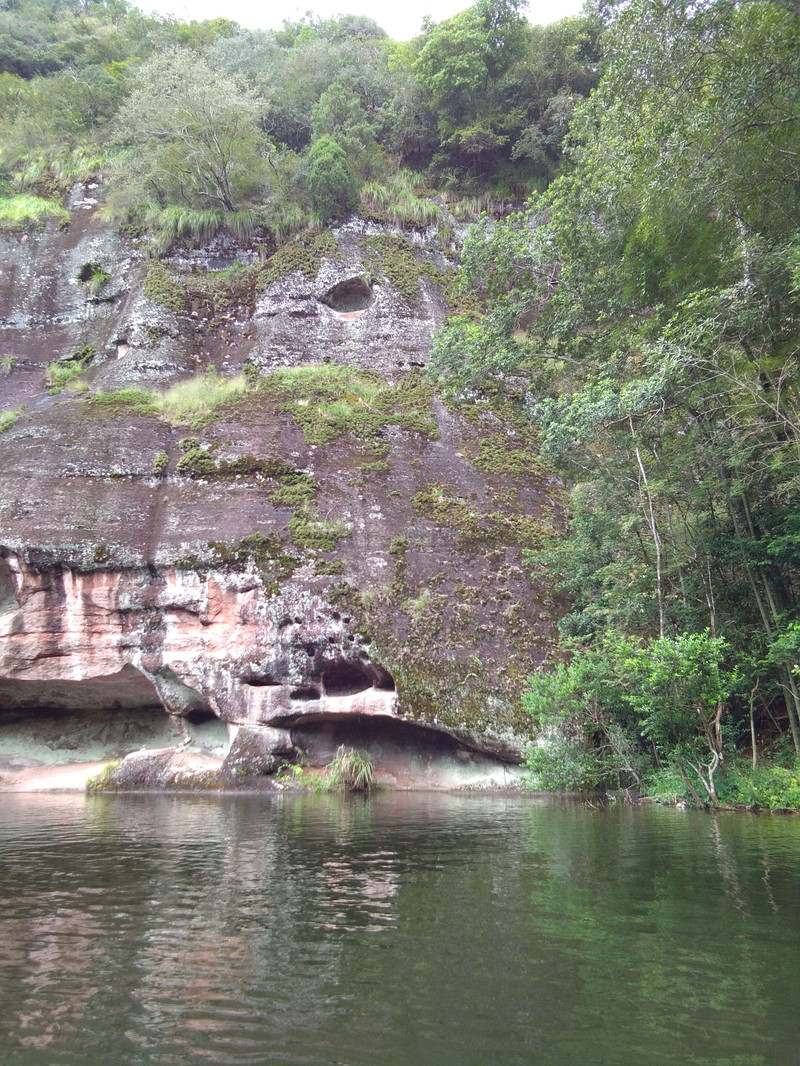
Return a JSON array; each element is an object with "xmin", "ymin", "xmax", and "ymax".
[
  {"xmin": 288, "ymin": 508, "xmax": 351, "ymax": 551},
  {"xmin": 264, "ymin": 364, "xmax": 438, "ymax": 445},
  {"xmin": 45, "ymin": 344, "xmax": 95, "ymax": 393},
  {"xmin": 142, "ymin": 230, "xmax": 340, "ymax": 319},
  {"xmin": 177, "ymin": 533, "xmax": 298, "ymax": 595},
  {"xmin": 86, "ymin": 389, "xmax": 157, "ymax": 418},
  {"xmin": 412, "ymin": 484, "xmax": 550, "ymax": 552},
  {"xmin": 362, "ymin": 233, "xmax": 481, "ymax": 316}
]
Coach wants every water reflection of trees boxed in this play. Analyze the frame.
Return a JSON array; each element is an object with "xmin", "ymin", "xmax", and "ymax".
[{"xmin": 1, "ymin": 795, "xmax": 799, "ymax": 1064}]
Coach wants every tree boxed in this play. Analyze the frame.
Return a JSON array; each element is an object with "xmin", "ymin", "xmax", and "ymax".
[
  {"xmin": 114, "ymin": 47, "xmax": 268, "ymax": 213},
  {"xmin": 307, "ymin": 135, "xmax": 358, "ymax": 221},
  {"xmin": 414, "ymin": 0, "xmax": 529, "ymax": 137}
]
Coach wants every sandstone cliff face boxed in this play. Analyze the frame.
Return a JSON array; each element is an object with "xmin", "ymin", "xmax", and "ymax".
[{"xmin": 0, "ymin": 187, "xmax": 563, "ymax": 789}]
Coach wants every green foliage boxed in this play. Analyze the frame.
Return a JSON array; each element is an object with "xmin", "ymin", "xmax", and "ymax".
[
  {"xmin": 307, "ymin": 135, "xmax": 359, "ymax": 221},
  {"xmin": 525, "ymin": 737, "xmax": 602, "ymax": 792},
  {"xmin": 85, "ymin": 389, "xmax": 156, "ymax": 418},
  {"xmin": 143, "ymin": 260, "xmax": 184, "ymax": 311},
  {"xmin": 360, "ymin": 170, "xmax": 440, "ymax": 228},
  {"xmin": 524, "ymin": 631, "xmax": 734, "ymax": 802},
  {"xmin": 0, "ymin": 193, "xmax": 68, "ymax": 228},
  {"xmin": 45, "ymin": 344, "xmax": 94, "ymax": 392},
  {"xmin": 112, "ymin": 47, "xmax": 269, "ymax": 216},
  {"xmin": 142, "ymin": 205, "xmax": 258, "ymax": 252},
  {"xmin": 266, "ymin": 364, "xmax": 438, "ymax": 445},
  {"xmin": 155, "ymin": 372, "xmax": 249, "ymax": 428},
  {"xmin": 152, "ymin": 451, "xmax": 168, "ymax": 477},
  {"xmin": 288, "ymin": 509, "xmax": 350, "ymax": 551},
  {"xmin": 256, "ymin": 230, "xmax": 339, "ymax": 287},
  {"xmin": 85, "ymin": 760, "xmax": 124, "ymax": 794},
  {"xmin": 179, "ymin": 534, "xmax": 298, "ymax": 595},
  {"xmin": 78, "ymin": 261, "xmax": 110, "ymax": 296},
  {"xmin": 0, "ymin": 407, "xmax": 22, "ymax": 434},
  {"xmin": 414, "ymin": 0, "xmax": 529, "ymax": 139},
  {"xmin": 646, "ymin": 760, "xmax": 800, "ymax": 812},
  {"xmin": 327, "ymin": 746, "xmax": 376, "ymax": 791},
  {"xmin": 87, "ymin": 374, "xmax": 249, "ymax": 429}
]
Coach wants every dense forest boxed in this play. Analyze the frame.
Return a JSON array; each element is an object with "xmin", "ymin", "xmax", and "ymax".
[{"xmin": 1, "ymin": 0, "xmax": 799, "ymax": 807}]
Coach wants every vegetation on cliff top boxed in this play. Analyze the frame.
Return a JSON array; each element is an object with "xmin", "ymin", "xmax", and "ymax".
[{"xmin": 0, "ymin": 0, "xmax": 601, "ymax": 245}]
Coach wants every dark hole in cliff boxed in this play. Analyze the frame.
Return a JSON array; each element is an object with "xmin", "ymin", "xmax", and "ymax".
[
  {"xmin": 320, "ymin": 278, "xmax": 375, "ymax": 314},
  {"xmin": 77, "ymin": 262, "xmax": 100, "ymax": 282},
  {"xmin": 375, "ymin": 671, "xmax": 396, "ymax": 691},
  {"xmin": 290, "ymin": 686, "xmax": 321, "ymax": 701},
  {"xmin": 243, "ymin": 673, "xmax": 279, "ymax": 687},
  {"xmin": 287, "ymin": 715, "xmax": 512, "ymax": 786},
  {"xmin": 322, "ymin": 662, "xmax": 373, "ymax": 697},
  {"xmin": 0, "ymin": 666, "xmax": 176, "ymax": 764},
  {"xmin": 186, "ymin": 708, "xmax": 218, "ymax": 726}
]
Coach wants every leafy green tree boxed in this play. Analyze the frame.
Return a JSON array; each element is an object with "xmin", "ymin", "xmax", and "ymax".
[
  {"xmin": 525, "ymin": 631, "xmax": 734, "ymax": 802},
  {"xmin": 307, "ymin": 135, "xmax": 358, "ymax": 221},
  {"xmin": 310, "ymin": 78, "xmax": 381, "ymax": 170},
  {"xmin": 113, "ymin": 47, "xmax": 268, "ymax": 213},
  {"xmin": 414, "ymin": 0, "xmax": 529, "ymax": 143}
]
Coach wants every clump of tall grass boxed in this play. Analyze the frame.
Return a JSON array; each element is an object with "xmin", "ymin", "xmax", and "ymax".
[
  {"xmin": 0, "ymin": 407, "xmax": 22, "ymax": 434},
  {"xmin": 155, "ymin": 370, "xmax": 249, "ymax": 427},
  {"xmin": 327, "ymin": 746, "xmax": 376, "ymax": 791},
  {"xmin": 45, "ymin": 343, "xmax": 95, "ymax": 392},
  {"xmin": 11, "ymin": 147, "xmax": 110, "ymax": 192},
  {"xmin": 0, "ymin": 194, "xmax": 69, "ymax": 228},
  {"xmin": 448, "ymin": 191, "xmax": 493, "ymax": 220},
  {"xmin": 268, "ymin": 201, "xmax": 307, "ymax": 244},
  {"xmin": 145, "ymin": 205, "xmax": 259, "ymax": 252},
  {"xmin": 361, "ymin": 169, "xmax": 439, "ymax": 228},
  {"xmin": 87, "ymin": 371, "xmax": 250, "ymax": 428}
]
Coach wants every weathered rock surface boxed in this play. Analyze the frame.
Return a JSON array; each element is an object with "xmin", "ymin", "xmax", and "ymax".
[{"xmin": 0, "ymin": 190, "xmax": 564, "ymax": 789}]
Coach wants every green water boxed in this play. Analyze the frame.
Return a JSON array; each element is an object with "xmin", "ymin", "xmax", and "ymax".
[{"xmin": 0, "ymin": 793, "xmax": 798, "ymax": 1065}]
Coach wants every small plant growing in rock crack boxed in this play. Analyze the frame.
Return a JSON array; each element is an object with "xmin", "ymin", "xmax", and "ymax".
[{"xmin": 327, "ymin": 746, "xmax": 376, "ymax": 791}]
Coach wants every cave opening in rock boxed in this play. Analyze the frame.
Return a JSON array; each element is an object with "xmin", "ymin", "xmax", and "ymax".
[
  {"xmin": 319, "ymin": 277, "xmax": 375, "ymax": 314},
  {"xmin": 322, "ymin": 662, "xmax": 373, "ymax": 697},
  {"xmin": 283, "ymin": 713, "xmax": 519, "ymax": 788},
  {"xmin": 374, "ymin": 670, "xmax": 396, "ymax": 691},
  {"xmin": 0, "ymin": 666, "xmax": 177, "ymax": 766},
  {"xmin": 242, "ymin": 673, "xmax": 279, "ymax": 687},
  {"xmin": 186, "ymin": 708, "xmax": 218, "ymax": 726}
]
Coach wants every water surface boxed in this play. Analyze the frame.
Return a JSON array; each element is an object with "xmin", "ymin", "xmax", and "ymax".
[{"xmin": 0, "ymin": 793, "xmax": 798, "ymax": 1065}]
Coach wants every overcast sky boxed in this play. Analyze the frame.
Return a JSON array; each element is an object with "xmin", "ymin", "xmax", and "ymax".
[{"xmin": 136, "ymin": 0, "xmax": 586, "ymax": 43}]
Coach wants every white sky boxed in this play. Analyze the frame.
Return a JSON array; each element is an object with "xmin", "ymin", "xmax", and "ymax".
[{"xmin": 136, "ymin": 0, "xmax": 586, "ymax": 44}]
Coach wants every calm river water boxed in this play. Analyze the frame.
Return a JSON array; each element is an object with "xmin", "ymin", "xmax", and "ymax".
[{"xmin": 0, "ymin": 792, "xmax": 798, "ymax": 1066}]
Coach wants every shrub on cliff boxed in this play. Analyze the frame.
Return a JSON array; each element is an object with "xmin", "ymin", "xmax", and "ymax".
[{"xmin": 307, "ymin": 135, "xmax": 358, "ymax": 222}]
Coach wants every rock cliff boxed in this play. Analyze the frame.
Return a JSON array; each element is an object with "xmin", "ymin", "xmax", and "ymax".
[{"xmin": 0, "ymin": 186, "xmax": 564, "ymax": 790}]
